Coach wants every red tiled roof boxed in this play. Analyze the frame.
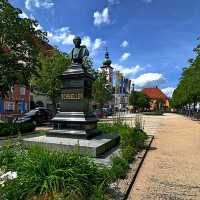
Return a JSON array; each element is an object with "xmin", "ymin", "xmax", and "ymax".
[{"xmin": 142, "ymin": 87, "xmax": 168, "ymax": 100}]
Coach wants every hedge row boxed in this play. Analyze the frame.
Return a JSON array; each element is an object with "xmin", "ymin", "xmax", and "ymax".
[{"xmin": 0, "ymin": 122, "xmax": 36, "ymax": 136}]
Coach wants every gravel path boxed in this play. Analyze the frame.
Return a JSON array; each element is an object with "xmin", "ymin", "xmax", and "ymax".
[{"xmin": 128, "ymin": 113, "xmax": 200, "ymax": 200}]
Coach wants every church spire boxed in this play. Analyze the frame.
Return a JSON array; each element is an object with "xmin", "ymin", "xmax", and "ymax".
[
  {"xmin": 103, "ymin": 48, "xmax": 112, "ymax": 66},
  {"xmin": 105, "ymin": 48, "xmax": 109, "ymax": 59}
]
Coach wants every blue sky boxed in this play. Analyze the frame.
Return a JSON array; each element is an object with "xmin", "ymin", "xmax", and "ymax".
[{"xmin": 11, "ymin": 0, "xmax": 200, "ymax": 96}]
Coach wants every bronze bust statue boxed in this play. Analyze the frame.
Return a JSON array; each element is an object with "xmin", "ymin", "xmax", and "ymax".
[{"xmin": 69, "ymin": 36, "xmax": 89, "ymax": 65}]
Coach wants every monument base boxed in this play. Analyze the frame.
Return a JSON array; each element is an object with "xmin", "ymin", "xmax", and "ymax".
[
  {"xmin": 48, "ymin": 112, "xmax": 99, "ymax": 139},
  {"xmin": 28, "ymin": 61, "xmax": 120, "ymax": 158},
  {"xmin": 23, "ymin": 134, "xmax": 120, "ymax": 158}
]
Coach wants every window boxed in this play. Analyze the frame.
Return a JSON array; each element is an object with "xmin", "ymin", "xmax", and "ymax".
[
  {"xmin": 4, "ymin": 101, "xmax": 15, "ymax": 111},
  {"xmin": 20, "ymin": 87, "xmax": 26, "ymax": 95}
]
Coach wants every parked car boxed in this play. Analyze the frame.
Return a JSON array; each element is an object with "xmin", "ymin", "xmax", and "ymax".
[
  {"xmin": 14, "ymin": 107, "xmax": 53, "ymax": 125},
  {"xmin": 103, "ymin": 108, "xmax": 113, "ymax": 116},
  {"xmin": 120, "ymin": 107, "xmax": 128, "ymax": 112},
  {"xmin": 94, "ymin": 108, "xmax": 107, "ymax": 118}
]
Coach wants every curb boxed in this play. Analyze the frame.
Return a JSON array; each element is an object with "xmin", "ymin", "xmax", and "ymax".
[
  {"xmin": 124, "ymin": 135, "xmax": 154, "ymax": 199},
  {"xmin": 109, "ymin": 135, "xmax": 154, "ymax": 200}
]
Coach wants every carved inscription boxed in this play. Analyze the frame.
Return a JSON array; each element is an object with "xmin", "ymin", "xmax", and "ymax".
[{"xmin": 63, "ymin": 90, "xmax": 83, "ymax": 100}]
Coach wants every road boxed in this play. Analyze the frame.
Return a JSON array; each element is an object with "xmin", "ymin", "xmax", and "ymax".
[{"xmin": 128, "ymin": 113, "xmax": 200, "ymax": 200}]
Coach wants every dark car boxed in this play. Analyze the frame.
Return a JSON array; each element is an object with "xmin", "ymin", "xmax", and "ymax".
[
  {"xmin": 14, "ymin": 107, "xmax": 53, "ymax": 125},
  {"xmin": 94, "ymin": 108, "xmax": 107, "ymax": 118},
  {"xmin": 103, "ymin": 108, "xmax": 113, "ymax": 116}
]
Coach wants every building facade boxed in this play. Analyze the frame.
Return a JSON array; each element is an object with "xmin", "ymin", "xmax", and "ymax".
[
  {"xmin": 99, "ymin": 50, "xmax": 132, "ymax": 110},
  {"xmin": 142, "ymin": 87, "xmax": 170, "ymax": 111},
  {"xmin": 0, "ymin": 84, "xmax": 31, "ymax": 116},
  {"xmin": 0, "ymin": 39, "xmax": 54, "ymax": 117}
]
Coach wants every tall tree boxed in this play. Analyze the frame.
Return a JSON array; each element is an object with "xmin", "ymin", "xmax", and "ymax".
[
  {"xmin": 31, "ymin": 50, "xmax": 71, "ymax": 112},
  {"xmin": 92, "ymin": 71, "xmax": 112, "ymax": 108},
  {"xmin": 172, "ymin": 39, "xmax": 200, "ymax": 110},
  {"xmin": 0, "ymin": 0, "xmax": 47, "ymax": 96},
  {"xmin": 129, "ymin": 91, "xmax": 150, "ymax": 111}
]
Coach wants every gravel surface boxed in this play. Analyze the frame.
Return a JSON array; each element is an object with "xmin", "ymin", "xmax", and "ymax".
[{"xmin": 128, "ymin": 113, "xmax": 200, "ymax": 200}]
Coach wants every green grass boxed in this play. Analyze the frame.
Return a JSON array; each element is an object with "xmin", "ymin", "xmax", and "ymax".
[
  {"xmin": 0, "ymin": 143, "xmax": 109, "ymax": 200},
  {"xmin": 98, "ymin": 122, "xmax": 147, "ymax": 151},
  {"xmin": 0, "ymin": 121, "xmax": 148, "ymax": 200},
  {"xmin": 98, "ymin": 121, "xmax": 147, "ymax": 181}
]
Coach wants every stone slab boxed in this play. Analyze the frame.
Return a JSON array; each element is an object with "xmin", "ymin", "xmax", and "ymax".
[
  {"xmin": 48, "ymin": 128, "xmax": 100, "ymax": 139},
  {"xmin": 51, "ymin": 112, "xmax": 98, "ymax": 122},
  {"xmin": 23, "ymin": 133, "xmax": 120, "ymax": 158}
]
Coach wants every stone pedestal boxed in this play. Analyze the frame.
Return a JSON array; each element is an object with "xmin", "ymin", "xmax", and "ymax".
[
  {"xmin": 25, "ymin": 64, "xmax": 120, "ymax": 158},
  {"xmin": 48, "ymin": 64, "xmax": 99, "ymax": 139}
]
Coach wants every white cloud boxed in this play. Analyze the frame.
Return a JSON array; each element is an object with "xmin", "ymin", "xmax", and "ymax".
[
  {"xmin": 93, "ymin": 8, "xmax": 110, "ymax": 26},
  {"xmin": 48, "ymin": 27, "xmax": 105, "ymax": 55},
  {"xmin": 82, "ymin": 36, "xmax": 92, "ymax": 49},
  {"xmin": 25, "ymin": 0, "xmax": 54, "ymax": 10},
  {"xmin": 93, "ymin": 38, "xmax": 104, "ymax": 50},
  {"xmin": 47, "ymin": 27, "xmax": 75, "ymax": 45},
  {"xmin": 112, "ymin": 64, "xmax": 142, "ymax": 77},
  {"xmin": 82, "ymin": 37, "xmax": 105, "ymax": 56},
  {"xmin": 133, "ymin": 73, "xmax": 165, "ymax": 88},
  {"xmin": 120, "ymin": 40, "xmax": 128, "ymax": 48},
  {"xmin": 18, "ymin": 11, "xmax": 43, "ymax": 30},
  {"xmin": 19, "ymin": 11, "xmax": 29, "ymax": 19},
  {"xmin": 108, "ymin": 0, "xmax": 120, "ymax": 5},
  {"xmin": 120, "ymin": 52, "xmax": 131, "ymax": 61},
  {"xmin": 162, "ymin": 87, "xmax": 175, "ymax": 97},
  {"xmin": 34, "ymin": 23, "xmax": 43, "ymax": 30}
]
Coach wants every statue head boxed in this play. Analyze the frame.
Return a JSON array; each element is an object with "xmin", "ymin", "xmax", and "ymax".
[
  {"xmin": 70, "ymin": 36, "xmax": 90, "ymax": 67},
  {"xmin": 73, "ymin": 36, "xmax": 81, "ymax": 48}
]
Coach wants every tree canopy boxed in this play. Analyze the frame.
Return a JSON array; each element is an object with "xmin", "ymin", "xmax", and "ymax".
[
  {"xmin": 171, "ymin": 40, "xmax": 200, "ymax": 110},
  {"xmin": 0, "ymin": 0, "xmax": 47, "ymax": 97},
  {"xmin": 31, "ymin": 50, "xmax": 71, "ymax": 112},
  {"xmin": 92, "ymin": 71, "xmax": 112, "ymax": 108},
  {"xmin": 129, "ymin": 91, "xmax": 150, "ymax": 111}
]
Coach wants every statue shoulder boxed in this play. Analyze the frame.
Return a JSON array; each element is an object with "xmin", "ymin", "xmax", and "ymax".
[{"xmin": 81, "ymin": 45, "xmax": 89, "ymax": 55}]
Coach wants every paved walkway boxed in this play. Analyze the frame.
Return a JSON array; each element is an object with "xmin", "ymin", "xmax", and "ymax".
[{"xmin": 128, "ymin": 113, "xmax": 200, "ymax": 200}]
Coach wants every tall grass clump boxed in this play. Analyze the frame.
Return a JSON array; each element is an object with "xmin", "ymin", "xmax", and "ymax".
[
  {"xmin": 134, "ymin": 114, "xmax": 145, "ymax": 130},
  {"xmin": 0, "ymin": 143, "xmax": 109, "ymax": 200},
  {"xmin": 98, "ymin": 116, "xmax": 148, "ymax": 181}
]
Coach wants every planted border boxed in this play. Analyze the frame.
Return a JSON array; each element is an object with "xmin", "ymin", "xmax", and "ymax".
[
  {"xmin": 0, "ymin": 122, "xmax": 36, "ymax": 137},
  {"xmin": 0, "ymin": 119, "xmax": 148, "ymax": 199}
]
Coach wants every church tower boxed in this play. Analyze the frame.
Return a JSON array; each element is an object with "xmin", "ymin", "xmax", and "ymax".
[{"xmin": 100, "ymin": 49, "xmax": 113, "ymax": 86}]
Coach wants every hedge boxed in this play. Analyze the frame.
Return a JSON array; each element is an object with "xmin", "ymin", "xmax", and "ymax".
[{"xmin": 0, "ymin": 122, "xmax": 36, "ymax": 136}]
